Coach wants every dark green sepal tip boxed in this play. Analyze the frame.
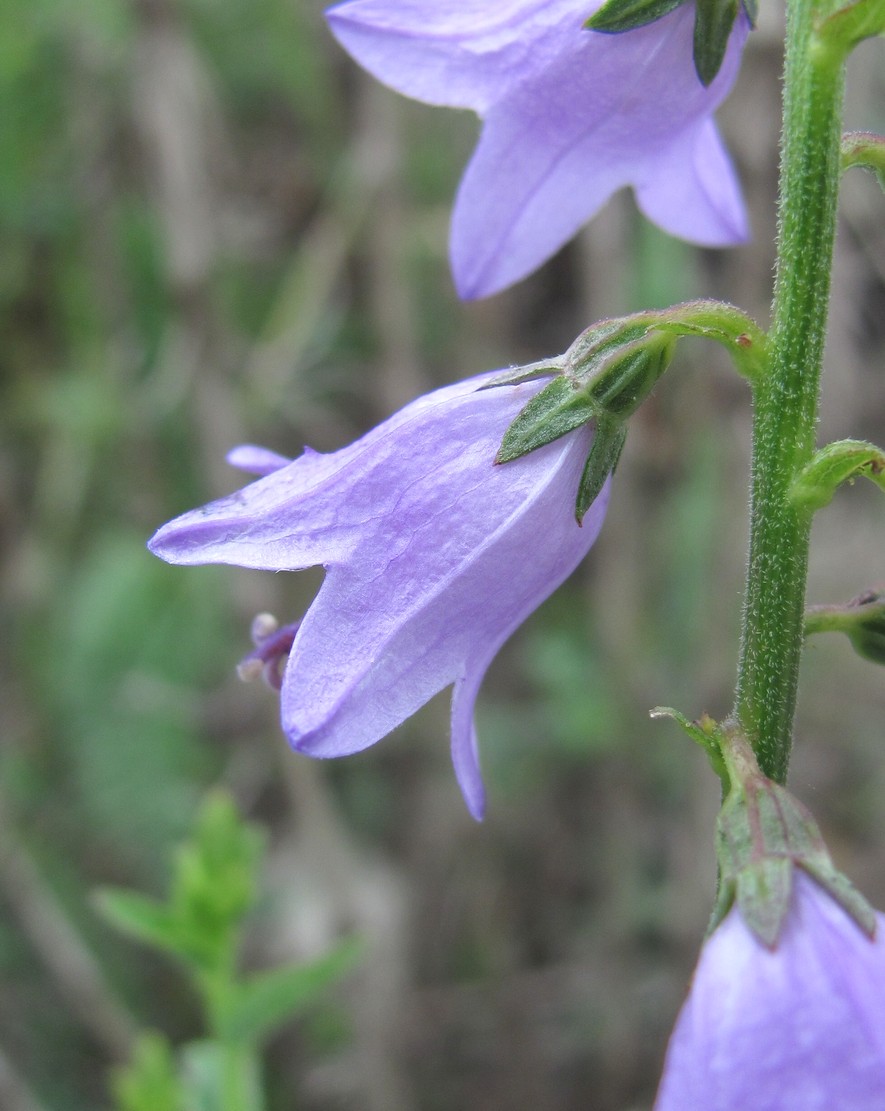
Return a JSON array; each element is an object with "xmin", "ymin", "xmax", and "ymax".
[
  {"xmin": 693, "ymin": 0, "xmax": 740, "ymax": 86},
  {"xmin": 575, "ymin": 417, "xmax": 627, "ymax": 523}
]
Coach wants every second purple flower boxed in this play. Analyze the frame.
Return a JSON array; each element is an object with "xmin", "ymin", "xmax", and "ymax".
[{"xmin": 326, "ymin": 0, "xmax": 750, "ymax": 299}]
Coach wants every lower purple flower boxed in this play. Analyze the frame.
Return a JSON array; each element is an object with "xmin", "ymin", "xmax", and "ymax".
[
  {"xmin": 149, "ymin": 372, "xmax": 608, "ymax": 819},
  {"xmin": 655, "ymin": 872, "xmax": 885, "ymax": 1111}
]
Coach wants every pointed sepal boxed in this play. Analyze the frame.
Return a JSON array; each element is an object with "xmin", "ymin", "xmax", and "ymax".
[
  {"xmin": 495, "ymin": 375, "xmax": 599, "ymax": 464},
  {"xmin": 480, "ymin": 358, "xmax": 564, "ymax": 391},
  {"xmin": 575, "ymin": 416, "xmax": 627, "ymax": 523}
]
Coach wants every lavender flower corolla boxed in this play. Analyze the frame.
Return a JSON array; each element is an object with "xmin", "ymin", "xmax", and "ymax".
[
  {"xmin": 655, "ymin": 872, "xmax": 885, "ymax": 1111},
  {"xmin": 148, "ymin": 373, "xmax": 608, "ymax": 819},
  {"xmin": 325, "ymin": 0, "xmax": 750, "ymax": 299}
]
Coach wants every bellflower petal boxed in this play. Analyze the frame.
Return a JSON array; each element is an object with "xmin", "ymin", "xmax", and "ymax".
[
  {"xmin": 655, "ymin": 873, "xmax": 885, "ymax": 1111},
  {"xmin": 326, "ymin": 0, "xmax": 749, "ymax": 298},
  {"xmin": 149, "ymin": 372, "xmax": 609, "ymax": 818}
]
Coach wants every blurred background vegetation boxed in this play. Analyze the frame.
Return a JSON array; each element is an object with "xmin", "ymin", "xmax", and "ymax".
[{"xmin": 1, "ymin": 1, "xmax": 883, "ymax": 1107}]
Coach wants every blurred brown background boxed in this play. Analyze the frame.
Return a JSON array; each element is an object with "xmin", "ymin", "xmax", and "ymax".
[{"xmin": 0, "ymin": 1, "xmax": 883, "ymax": 1107}]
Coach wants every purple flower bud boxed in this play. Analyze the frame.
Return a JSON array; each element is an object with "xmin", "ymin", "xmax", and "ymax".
[
  {"xmin": 655, "ymin": 873, "xmax": 885, "ymax": 1110},
  {"xmin": 149, "ymin": 373, "xmax": 608, "ymax": 819},
  {"xmin": 325, "ymin": 1, "xmax": 750, "ymax": 299}
]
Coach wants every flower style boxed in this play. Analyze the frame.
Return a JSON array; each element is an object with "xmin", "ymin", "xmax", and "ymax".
[
  {"xmin": 325, "ymin": 0, "xmax": 750, "ymax": 299},
  {"xmin": 149, "ymin": 373, "xmax": 608, "ymax": 819},
  {"xmin": 654, "ymin": 872, "xmax": 885, "ymax": 1111}
]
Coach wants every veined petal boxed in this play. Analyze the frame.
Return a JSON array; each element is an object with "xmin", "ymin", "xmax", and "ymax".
[
  {"xmin": 449, "ymin": 655, "xmax": 492, "ymax": 823},
  {"xmin": 326, "ymin": 0, "xmax": 581, "ymax": 113},
  {"xmin": 148, "ymin": 373, "xmax": 505, "ymax": 571}
]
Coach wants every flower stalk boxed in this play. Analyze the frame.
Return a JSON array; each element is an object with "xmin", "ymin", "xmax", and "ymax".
[{"xmin": 734, "ymin": 0, "xmax": 847, "ymax": 782}]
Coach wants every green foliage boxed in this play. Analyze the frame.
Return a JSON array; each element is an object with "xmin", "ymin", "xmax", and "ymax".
[
  {"xmin": 218, "ymin": 939, "xmax": 362, "ymax": 1044},
  {"xmin": 99, "ymin": 792, "xmax": 360, "ymax": 1110},
  {"xmin": 112, "ymin": 1033, "xmax": 185, "ymax": 1111},
  {"xmin": 97, "ymin": 791, "xmax": 265, "ymax": 973}
]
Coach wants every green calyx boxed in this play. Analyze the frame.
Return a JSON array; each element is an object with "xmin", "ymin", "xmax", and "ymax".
[
  {"xmin": 492, "ymin": 301, "xmax": 766, "ymax": 522},
  {"xmin": 493, "ymin": 316, "xmax": 675, "ymax": 461},
  {"xmin": 494, "ymin": 315, "xmax": 674, "ymax": 521},
  {"xmin": 711, "ymin": 724, "xmax": 876, "ymax": 945}
]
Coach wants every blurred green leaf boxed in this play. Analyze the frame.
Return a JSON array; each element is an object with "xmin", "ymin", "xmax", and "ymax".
[
  {"xmin": 94, "ymin": 889, "xmax": 197, "ymax": 962},
  {"xmin": 220, "ymin": 938, "xmax": 362, "ymax": 1045},
  {"xmin": 112, "ymin": 1032, "xmax": 185, "ymax": 1111},
  {"xmin": 169, "ymin": 792, "xmax": 265, "ymax": 954},
  {"xmin": 95, "ymin": 793, "xmax": 266, "ymax": 975}
]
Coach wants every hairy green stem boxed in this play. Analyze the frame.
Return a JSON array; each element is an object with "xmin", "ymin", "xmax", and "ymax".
[{"xmin": 733, "ymin": 0, "xmax": 846, "ymax": 781}]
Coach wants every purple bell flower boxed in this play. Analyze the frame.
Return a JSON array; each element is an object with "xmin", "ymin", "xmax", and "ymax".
[
  {"xmin": 149, "ymin": 373, "xmax": 608, "ymax": 819},
  {"xmin": 655, "ymin": 872, "xmax": 885, "ymax": 1110},
  {"xmin": 325, "ymin": 0, "xmax": 750, "ymax": 299}
]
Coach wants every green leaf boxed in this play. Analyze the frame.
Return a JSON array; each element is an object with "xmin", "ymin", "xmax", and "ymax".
[
  {"xmin": 495, "ymin": 376, "xmax": 598, "ymax": 464},
  {"xmin": 693, "ymin": 0, "xmax": 740, "ymax": 86},
  {"xmin": 96, "ymin": 792, "xmax": 268, "ymax": 972},
  {"xmin": 169, "ymin": 791, "xmax": 265, "ymax": 948},
  {"xmin": 219, "ymin": 937, "xmax": 362, "ymax": 1044},
  {"xmin": 789, "ymin": 439, "xmax": 885, "ymax": 511},
  {"xmin": 649, "ymin": 706, "xmax": 728, "ymax": 783},
  {"xmin": 585, "ymin": 0, "xmax": 683, "ymax": 34},
  {"xmin": 95, "ymin": 889, "xmax": 193, "ymax": 958}
]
